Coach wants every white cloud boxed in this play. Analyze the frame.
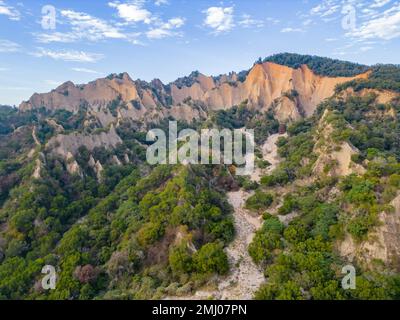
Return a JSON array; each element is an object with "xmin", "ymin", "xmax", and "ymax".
[
  {"xmin": 35, "ymin": 32, "xmax": 78, "ymax": 44},
  {"xmin": 281, "ymin": 27, "xmax": 304, "ymax": 33},
  {"xmin": 238, "ymin": 14, "xmax": 264, "ymax": 28},
  {"xmin": 334, "ymin": 51, "xmax": 348, "ymax": 56},
  {"xmin": 310, "ymin": 4, "xmax": 324, "ymax": 15},
  {"xmin": 204, "ymin": 7, "xmax": 234, "ymax": 34},
  {"xmin": 154, "ymin": 0, "xmax": 168, "ymax": 6},
  {"xmin": 61, "ymin": 9, "xmax": 126, "ymax": 40},
  {"xmin": 71, "ymin": 67, "xmax": 101, "ymax": 74},
  {"xmin": 37, "ymin": 6, "xmax": 185, "ymax": 44},
  {"xmin": 347, "ymin": 3, "xmax": 400, "ymax": 40},
  {"xmin": 310, "ymin": 0, "xmax": 340, "ymax": 17},
  {"xmin": 146, "ymin": 17, "xmax": 185, "ymax": 39},
  {"xmin": 361, "ymin": 7, "xmax": 379, "ymax": 18},
  {"xmin": 36, "ymin": 10, "xmax": 126, "ymax": 43},
  {"xmin": 163, "ymin": 17, "xmax": 185, "ymax": 29},
  {"xmin": 129, "ymin": 39, "xmax": 145, "ymax": 45},
  {"xmin": 33, "ymin": 49, "xmax": 104, "ymax": 63},
  {"xmin": 266, "ymin": 17, "xmax": 280, "ymax": 25},
  {"xmin": 0, "ymin": 86, "xmax": 30, "ymax": 90},
  {"xmin": 0, "ymin": 0, "xmax": 20, "ymax": 21},
  {"xmin": 146, "ymin": 28, "xmax": 173, "ymax": 39},
  {"xmin": 321, "ymin": 5, "xmax": 340, "ymax": 17},
  {"xmin": 0, "ymin": 39, "xmax": 21, "ymax": 52},
  {"xmin": 370, "ymin": 0, "xmax": 391, "ymax": 8},
  {"xmin": 109, "ymin": 1, "xmax": 152, "ymax": 24},
  {"xmin": 360, "ymin": 46, "xmax": 373, "ymax": 51}
]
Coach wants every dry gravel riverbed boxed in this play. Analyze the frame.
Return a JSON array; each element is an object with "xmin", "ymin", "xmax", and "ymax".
[{"xmin": 166, "ymin": 133, "xmax": 286, "ymax": 300}]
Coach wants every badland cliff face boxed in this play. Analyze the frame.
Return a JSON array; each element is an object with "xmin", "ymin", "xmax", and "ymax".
[{"xmin": 20, "ymin": 62, "xmax": 369, "ymax": 124}]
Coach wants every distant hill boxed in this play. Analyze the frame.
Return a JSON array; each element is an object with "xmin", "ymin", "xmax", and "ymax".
[{"xmin": 262, "ymin": 52, "xmax": 371, "ymax": 77}]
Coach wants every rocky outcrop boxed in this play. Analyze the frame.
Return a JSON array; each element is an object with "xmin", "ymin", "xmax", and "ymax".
[
  {"xmin": 46, "ymin": 119, "xmax": 64, "ymax": 133},
  {"xmin": 88, "ymin": 155, "xmax": 104, "ymax": 180},
  {"xmin": 313, "ymin": 110, "xmax": 365, "ymax": 177},
  {"xmin": 46, "ymin": 125, "xmax": 122, "ymax": 159},
  {"xmin": 66, "ymin": 152, "xmax": 82, "ymax": 176},
  {"xmin": 32, "ymin": 159, "xmax": 43, "ymax": 179},
  {"xmin": 313, "ymin": 141, "xmax": 365, "ymax": 177},
  {"xmin": 32, "ymin": 153, "xmax": 46, "ymax": 179},
  {"xmin": 273, "ymin": 96, "xmax": 302, "ymax": 122},
  {"xmin": 340, "ymin": 87, "xmax": 398, "ymax": 104},
  {"xmin": 338, "ymin": 194, "xmax": 400, "ymax": 271}
]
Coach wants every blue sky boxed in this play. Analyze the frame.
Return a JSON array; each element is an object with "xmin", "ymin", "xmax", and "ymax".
[{"xmin": 0, "ymin": 0, "xmax": 400, "ymax": 106}]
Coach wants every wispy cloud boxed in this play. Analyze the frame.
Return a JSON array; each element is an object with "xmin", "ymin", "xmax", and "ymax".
[
  {"xmin": 266, "ymin": 17, "xmax": 280, "ymax": 25},
  {"xmin": 370, "ymin": 0, "xmax": 391, "ymax": 8},
  {"xmin": 0, "ymin": 39, "xmax": 21, "ymax": 52},
  {"xmin": 0, "ymin": 0, "xmax": 20, "ymax": 21},
  {"xmin": 36, "ymin": 9, "xmax": 126, "ymax": 43},
  {"xmin": 32, "ymin": 48, "xmax": 104, "ymax": 63},
  {"xmin": 238, "ymin": 14, "xmax": 264, "ymax": 28},
  {"xmin": 36, "ymin": 3, "xmax": 185, "ymax": 45},
  {"xmin": 109, "ymin": 1, "xmax": 185, "ymax": 40},
  {"xmin": 154, "ymin": 0, "xmax": 169, "ymax": 6},
  {"xmin": 35, "ymin": 32, "xmax": 78, "ymax": 44},
  {"xmin": 146, "ymin": 17, "xmax": 185, "ymax": 39},
  {"xmin": 0, "ymin": 86, "xmax": 31, "ymax": 91},
  {"xmin": 281, "ymin": 27, "xmax": 304, "ymax": 33},
  {"xmin": 204, "ymin": 7, "xmax": 234, "ymax": 34},
  {"xmin": 310, "ymin": 0, "xmax": 340, "ymax": 17},
  {"xmin": 62, "ymin": 9, "xmax": 126, "ymax": 39},
  {"xmin": 360, "ymin": 46, "xmax": 374, "ymax": 51},
  {"xmin": 71, "ymin": 67, "xmax": 101, "ymax": 74},
  {"xmin": 347, "ymin": 3, "xmax": 400, "ymax": 40}
]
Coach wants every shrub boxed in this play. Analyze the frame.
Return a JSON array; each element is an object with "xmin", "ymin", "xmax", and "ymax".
[
  {"xmin": 193, "ymin": 243, "xmax": 228, "ymax": 275},
  {"xmin": 245, "ymin": 190, "xmax": 273, "ymax": 211},
  {"xmin": 278, "ymin": 194, "xmax": 299, "ymax": 215},
  {"xmin": 248, "ymin": 216, "xmax": 284, "ymax": 264},
  {"xmin": 73, "ymin": 265, "xmax": 99, "ymax": 284},
  {"xmin": 137, "ymin": 221, "xmax": 164, "ymax": 247},
  {"xmin": 169, "ymin": 245, "xmax": 193, "ymax": 274},
  {"xmin": 389, "ymin": 174, "xmax": 400, "ymax": 187}
]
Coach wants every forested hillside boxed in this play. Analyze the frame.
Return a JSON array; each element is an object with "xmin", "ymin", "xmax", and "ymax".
[
  {"xmin": 1, "ymin": 53, "xmax": 400, "ymax": 300},
  {"xmin": 252, "ymin": 91, "xmax": 400, "ymax": 299}
]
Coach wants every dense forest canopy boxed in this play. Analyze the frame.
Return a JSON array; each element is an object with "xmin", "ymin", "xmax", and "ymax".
[
  {"xmin": 336, "ymin": 64, "xmax": 400, "ymax": 93},
  {"xmin": 263, "ymin": 53, "xmax": 371, "ymax": 77}
]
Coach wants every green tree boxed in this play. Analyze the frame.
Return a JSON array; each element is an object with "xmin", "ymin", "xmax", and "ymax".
[{"xmin": 193, "ymin": 243, "xmax": 228, "ymax": 275}]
